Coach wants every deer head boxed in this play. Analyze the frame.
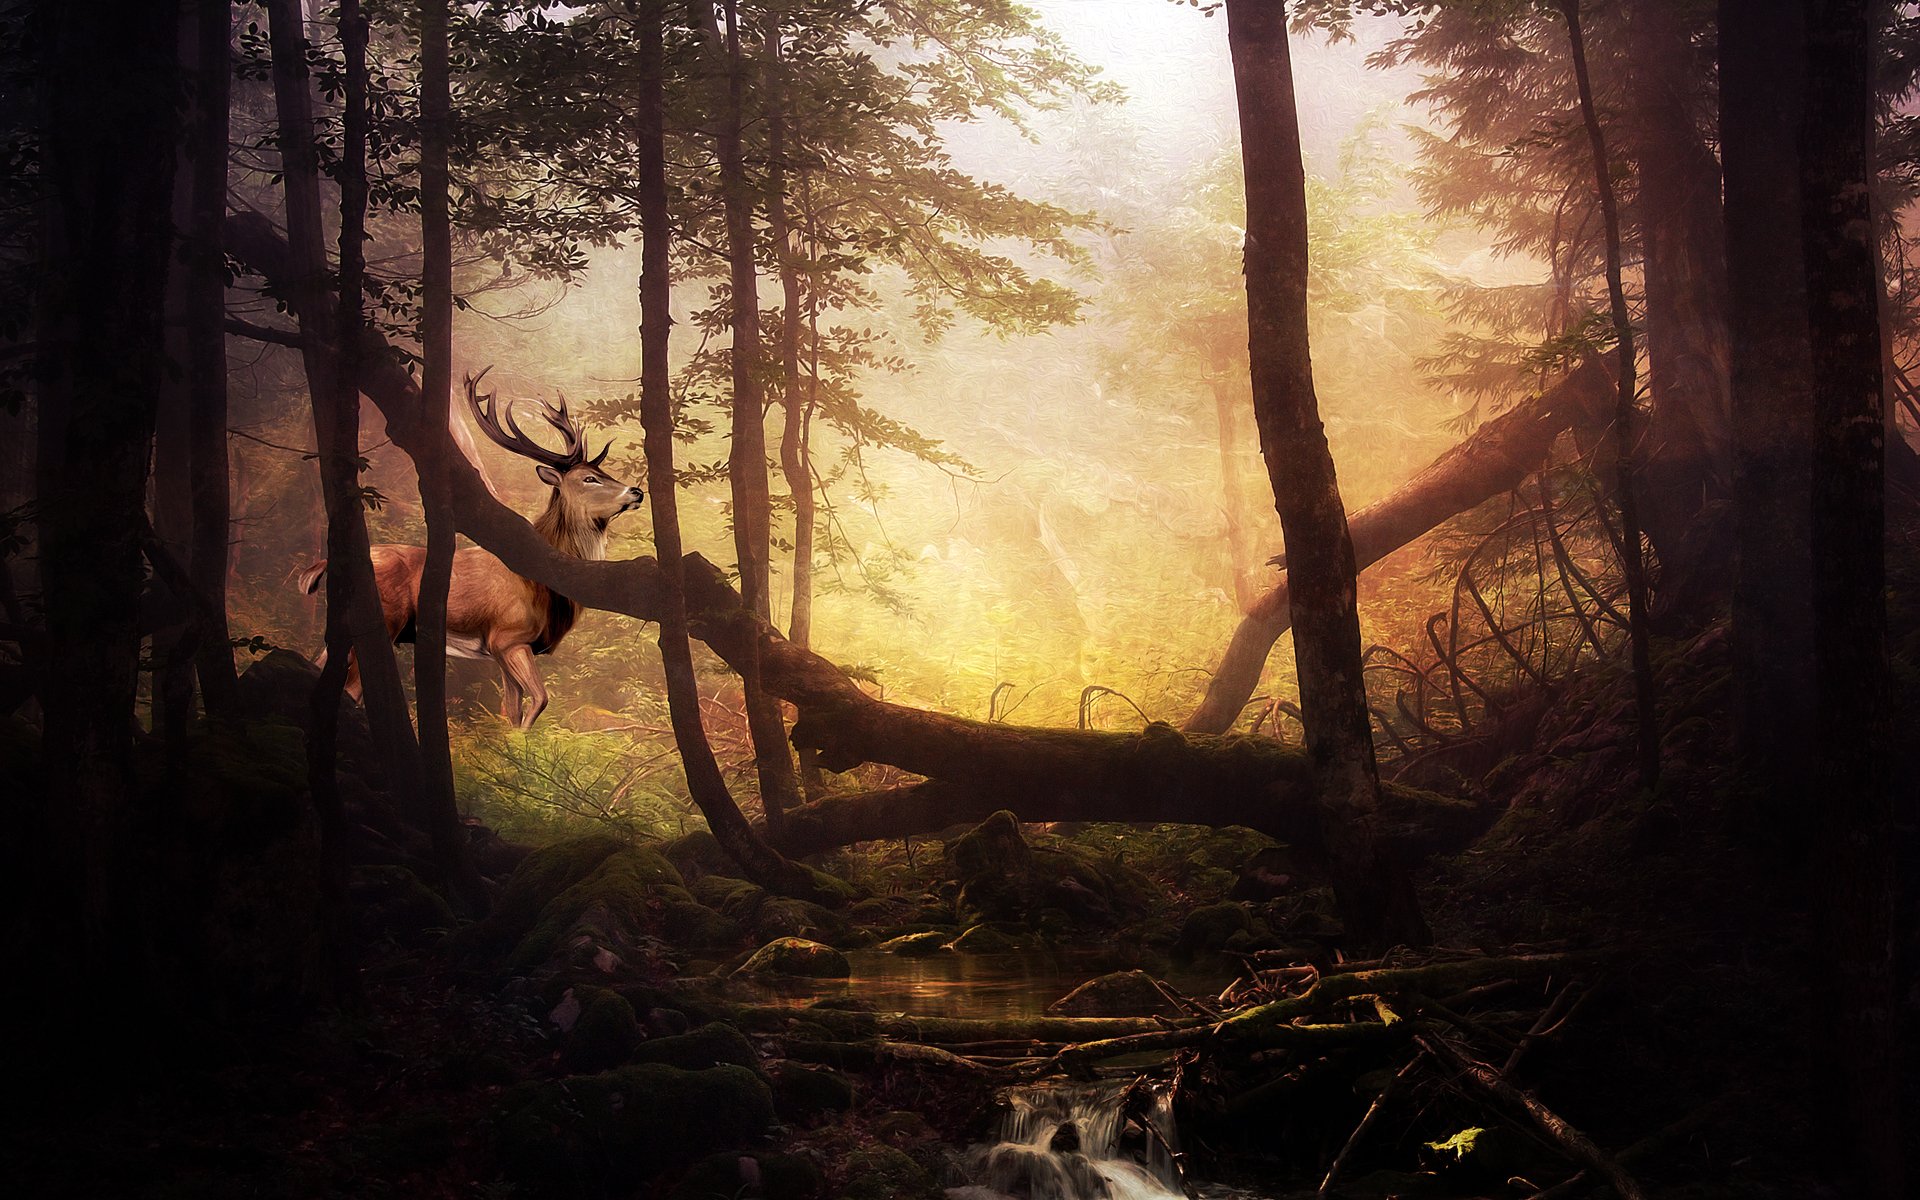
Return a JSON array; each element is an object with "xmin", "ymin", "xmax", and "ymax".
[{"xmin": 464, "ymin": 367, "xmax": 644, "ymax": 531}]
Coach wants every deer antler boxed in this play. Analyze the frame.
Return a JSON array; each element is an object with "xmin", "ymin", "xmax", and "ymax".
[{"xmin": 464, "ymin": 366, "xmax": 589, "ymax": 471}]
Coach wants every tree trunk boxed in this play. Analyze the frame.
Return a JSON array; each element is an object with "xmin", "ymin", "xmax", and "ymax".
[
  {"xmin": 636, "ymin": 6, "xmax": 833, "ymax": 903},
  {"xmin": 699, "ymin": 0, "xmax": 799, "ymax": 835},
  {"xmin": 265, "ymin": 0, "xmax": 424, "ymax": 830},
  {"xmin": 1720, "ymin": 0, "xmax": 1815, "ymax": 836},
  {"xmin": 1183, "ymin": 360, "xmax": 1612, "ymax": 735},
  {"xmin": 1798, "ymin": 3, "xmax": 1902, "ymax": 1194},
  {"xmin": 33, "ymin": 0, "xmax": 183, "ymax": 973},
  {"xmin": 1624, "ymin": 0, "xmax": 1734, "ymax": 613},
  {"xmin": 1224, "ymin": 0, "xmax": 1424, "ymax": 949},
  {"xmin": 414, "ymin": 0, "xmax": 487, "ymax": 912},
  {"xmin": 765, "ymin": 8, "xmax": 814, "ymax": 653},
  {"xmin": 1208, "ymin": 348, "xmax": 1260, "ymax": 612},
  {"xmin": 186, "ymin": 0, "xmax": 239, "ymax": 719},
  {"xmin": 1560, "ymin": 0, "xmax": 1659, "ymax": 790}
]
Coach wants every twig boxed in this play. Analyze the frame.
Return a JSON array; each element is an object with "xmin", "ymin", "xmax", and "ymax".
[{"xmin": 1320, "ymin": 1055, "xmax": 1422, "ymax": 1198}]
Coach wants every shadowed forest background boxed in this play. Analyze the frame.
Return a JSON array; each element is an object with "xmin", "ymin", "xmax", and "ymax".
[{"xmin": 0, "ymin": 1, "xmax": 1914, "ymax": 1198}]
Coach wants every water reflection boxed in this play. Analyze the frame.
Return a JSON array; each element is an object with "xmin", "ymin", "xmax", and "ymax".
[{"xmin": 739, "ymin": 948, "xmax": 1228, "ymax": 1021}]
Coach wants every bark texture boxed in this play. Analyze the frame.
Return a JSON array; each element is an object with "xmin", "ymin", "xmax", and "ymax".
[
  {"xmin": 1225, "ymin": 0, "xmax": 1423, "ymax": 948},
  {"xmin": 1798, "ymin": 2, "xmax": 1902, "ymax": 1194}
]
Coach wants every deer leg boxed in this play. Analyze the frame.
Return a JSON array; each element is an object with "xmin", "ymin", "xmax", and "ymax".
[
  {"xmin": 498, "ymin": 644, "xmax": 548, "ymax": 731},
  {"xmin": 495, "ymin": 658, "xmax": 523, "ymax": 727}
]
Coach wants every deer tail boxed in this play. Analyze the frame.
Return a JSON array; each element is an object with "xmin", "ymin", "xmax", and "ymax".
[{"xmin": 297, "ymin": 560, "xmax": 328, "ymax": 595}]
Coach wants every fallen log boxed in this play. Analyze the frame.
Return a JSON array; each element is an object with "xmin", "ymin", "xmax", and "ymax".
[
  {"xmin": 221, "ymin": 213, "xmax": 1487, "ymax": 859},
  {"xmin": 1184, "ymin": 360, "xmax": 1613, "ymax": 734}
]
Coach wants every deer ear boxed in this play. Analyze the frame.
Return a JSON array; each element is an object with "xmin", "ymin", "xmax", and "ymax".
[
  {"xmin": 590, "ymin": 442, "xmax": 610, "ymax": 468},
  {"xmin": 537, "ymin": 465, "xmax": 562, "ymax": 487}
]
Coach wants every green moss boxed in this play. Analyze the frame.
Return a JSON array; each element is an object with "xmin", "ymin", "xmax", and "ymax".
[
  {"xmin": 505, "ymin": 846, "xmax": 688, "ymax": 971},
  {"xmin": 771, "ymin": 1062, "xmax": 855, "ymax": 1125},
  {"xmin": 692, "ymin": 874, "xmax": 767, "ymax": 917},
  {"xmin": 495, "ymin": 1063, "xmax": 774, "ymax": 1197},
  {"xmin": 948, "ymin": 924, "xmax": 1020, "ymax": 954},
  {"xmin": 629, "ymin": 1021, "xmax": 760, "ymax": 1071},
  {"xmin": 562, "ymin": 986, "xmax": 642, "ymax": 1071},
  {"xmin": 735, "ymin": 937, "xmax": 851, "ymax": 978},
  {"xmin": 348, "ymin": 865, "xmax": 454, "ymax": 944},
  {"xmin": 876, "ymin": 930, "xmax": 951, "ymax": 957},
  {"xmin": 834, "ymin": 1146, "xmax": 941, "ymax": 1200},
  {"xmin": 752, "ymin": 897, "xmax": 848, "ymax": 944},
  {"xmin": 1174, "ymin": 901, "xmax": 1251, "ymax": 959}
]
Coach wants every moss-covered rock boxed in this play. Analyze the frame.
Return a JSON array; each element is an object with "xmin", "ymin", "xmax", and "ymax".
[
  {"xmin": 669, "ymin": 1151, "xmax": 825, "ymax": 1200},
  {"xmin": 693, "ymin": 874, "xmax": 767, "ymax": 919},
  {"xmin": 559, "ymin": 986, "xmax": 642, "ymax": 1071},
  {"xmin": 752, "ymin": 897, "xmax": 848, "ymax": 944},
  {"xmin": 943, "ymin": 810, "xmax": 1156, "ymax": 932},
  {"xmin": 948, "ymin": 923, "xmax": 1021, "ymax": 954},
  {"xmin": 1174, "ymin": 901, "xmax": 1251, "ymax": 959},
  {"xmin": 449, "ymin": 838, "xmax": 692, "ymax": 975},
  {"xmin": 770, "ymin": 1062, "xmax": 855, "ymax": 1125},
  {"xmin": 735, "ymin": 937, "xmax": 851, "ymax": 978},
  {"xmin": 1046, "ymin": 969, "xmax": 1181, "ymax": 1018},
  {"xmin": 347, "ymin": 864, "xmax": 454, "ymax": 945},
  {"xmin": 495, "ymin": 1063, "xmax": 774, "ymax": 1197},
  {"xmin": 664, "ymin": 899, "xmax": 744, "ymax": 948},
  {"xmin": 876, "ymin": 930, "xmax": 951, "ymax": 957},
  {"xmin": 629, "ymin": 1021, "xmax": 760, "ymax": 1071},
  {"xmin": 833, "ymin": 1146, "xmax": 941, "ymax": 1200}
]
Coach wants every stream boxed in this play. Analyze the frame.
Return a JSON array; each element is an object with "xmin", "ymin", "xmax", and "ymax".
[{"xmin": 736, "ymin": 950, "xmax": 1273, "ymax": 1200}]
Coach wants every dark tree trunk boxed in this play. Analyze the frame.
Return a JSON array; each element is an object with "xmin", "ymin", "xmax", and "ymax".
[
  {"xmin": 1184, "ymin": 361, "xmax": 1612, "ymax": 734},
  {"xmin": 414, "ymin": 0, "xmax": 487, "ymax": 912},
  {"xmin": 32, "ymin": 0, "xmax": 183, "ymax": 972},
  {"xmin": 1720, "ymin": 0, "xmax": 1815, "ymax": 835},
  {"xmin": 701, "ymin": 0, "xmax": 799, "ymax": 835},
  {"xmin": 1798, "ymin": 2, "xmax": 1903, "ymax": 1194},
  {"xmin": 1208, "ymin": 347, "xmax": 1259, "ymax": 612},
  {"xmin": 636, "ymin": 7, "xmax": 833, "ymax": 904},
  {"xmin": 1624, "ymin": 0, "xmax": 1734, "ymax": 611},
  {"xmin": 186, "ymin": 0, "xmax": 239, "ymax": 719},
  {"xmin": 1223, "ymin": 0, "xmax": 1425, "ymax": 949},
  {"xmin": 765, "ymin": 8, "xmax": 813, "ymax": 652},
  {"xmin": 265, "ymin": 0, "xmax": 423, "ymax": 862},
  {"xmin": 1560, "ymin": 0, "xmax": 1659, "ymax": 790}
]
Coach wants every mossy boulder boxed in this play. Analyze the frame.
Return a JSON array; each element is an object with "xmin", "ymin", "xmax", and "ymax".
[
  {"xmin": 495, "ymin": 1063, "xmax": 774, "ymax": 1197},
  {"xmin": 1174, "ymin": 901, "xmax": 1251, "ymax": 960},
  {"xmin": 558, "ymin": 986, "xmax": 642, "ymax": 1072},
  {"xmin": 1046, "ymin": 969, "xmax": 1182, "ymax": 1018},
  {"xmin": 770, "ymin": 1062, "xmax": 855, "ymax": 1125},
  {"xmin": 876, "ymin": 930, "xmax": 951, "ymax": 957},
  {"xmin": 735, "ymin": 937, "xmax": 850, "ymax": 978},
  {"xmin": 664, "ymin": 899, "xmax": 744, "ymax": 948},
  {"xmin": 834, "ymin": 1146, "xmax": 941, "ymax": 1200},
  {"xmin": 943, "ymin": 810, "xmax": 1155, "ymax": 931},
  {"xmin": 752, "ymin": 897, "xmax": 848, "ymax": 945},
  {"xmin": 693, "ymin": 874, "xmax": 768, "ymax": 920},
  {"xmin": 347, "ymin": 864, "xmax": 455, "ymax": 945},
  {"xmin": 629, "ymin": 1022, "xmax": 760, "ymax": 1072},
  {"xmin": 947, "ymin": 924, "xmax": 1021, "ymax": 954},
  {"xmin": 663, "ymin": 829, "xmax": 736, "ymax": 881},
  {"xmin": 669, "ymin": 1151, "xmax": 824, "ymax": 1200}
]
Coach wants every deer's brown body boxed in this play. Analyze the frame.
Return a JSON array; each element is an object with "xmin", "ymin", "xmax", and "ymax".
[{"xmin": 303, "ymin": 371, "xmax": 642, "ymax": 729}]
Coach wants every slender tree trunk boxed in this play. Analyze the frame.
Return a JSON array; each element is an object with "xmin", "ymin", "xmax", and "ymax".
[
  {"xmin": 415, "ymin": 0, "xmax": 487, "ymax": 912},
  {"xmin": 1208, "ymin": 348, "xmax": 1259, "ymax": 611},
  {"xmin": 265, "ymin": 0, "xmax": 423, "ymax": 836},
  {"xmin": 765, "ymin": 7, "xmax": 814, "ymax": 653},
  {"xmin": 1223, "ymin": 0, "xmax": 1425, "ymax": 949},
  {"xmin": 636, "ymin": 5, "xmax": 833, "ymax": 904},
  {"xmin": 33, "ymin": 0, "xmax": 183, "ymax": 974},
  {"xmin": 1720, "ymin": 0, "xmax": 1814, "ymax": 836},
  {"xmin": 1798, "ymin": 3, "xmax": 1902, "ymax": 1194},
  {"xmin": 701, "ymin": 0, "xmax": 799, "ymax": 834},
  {"xmin": 1560, "ymin": 0, "xmax": 1659, "ymax": 790},
  {"xmin": 1624, "ymin": 0, "xmax": 1733, "ymax": 609},
  {"xmin": 186, "ymin": 0, "xmax": 239, "ymax": 718}
]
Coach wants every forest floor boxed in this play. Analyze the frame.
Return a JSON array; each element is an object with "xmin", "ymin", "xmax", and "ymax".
[{"xmin": 3, "ymin": 584, "xmax": 1915, "ymax": 1199}]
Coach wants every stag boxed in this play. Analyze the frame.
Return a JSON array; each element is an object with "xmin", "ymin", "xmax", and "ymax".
[{"xmin": 302, "ymin": 369, "xmax": 644, "ymax": 729}]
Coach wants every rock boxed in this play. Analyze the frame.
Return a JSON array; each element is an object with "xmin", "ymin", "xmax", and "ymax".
[
  {"xmin": 694, "ymin": 875, "xmax": 768, "ymax": 920},
  {"xmin": 560, "ymin": 986, "xmax": 642, "ymax": 1072},
  {"xmin": 735, "ymin": 937, "xmax": 851, "ymax": 978},
  {"xmin": 753, "ymin": 897, "xmax": 848, "ymax": 944},
  {"xmin": 630, "ymin": 1022, "xmax": 760, "ymax": 1071},
  {"xmin": 943, "ymin": 810, "xmax": 1156, "ymax": 931},
  {"xmin": 876, "ymin": 930, "xmax": 951, "ymax": 957},
  {"xmin": 1046, "ymin": 970, "xmax": 1182, "ymax": 1018},
  {"xmin": 664, "ymin": 899, "xmax": 744, "ymax": 948},
  {"xmin": 834, "ymin": 1146, "xmax": 942, "ymax": 1200},
  {"xmin": 669, "ymin": 1152, "xmax": 824, "ymax": 1200},
  {"xmin": 495, "ymin": 1063, "xmax": 775, "ymax": 1197},
  {"xmin": 348, "ymin": 864, "xmax": 454, "ymax": 944},
  {"xmin": 1230, "ymin": 846, "xmax": 1301, "ymax": 901},
  {"xmin": 947, "ymin": 924, "xmax": 1020, "ymax": 954},
  {"xmin": 1174, "ymin": 901, "xmax": 1251, "ymax": 960},
  {"xmin": 1049, "ymin": 1120, "xmax": 1081, "ymax": 1154},
  {"xmin": 771, "ymin": 1062, "xmax": 855, "ymax": 1125}
]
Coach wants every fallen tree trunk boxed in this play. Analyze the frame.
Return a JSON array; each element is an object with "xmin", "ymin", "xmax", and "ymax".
[
  {"xmin": 1183, "ymin": 360, "xmax": 1614, "ymax": 734},
  {"xmin": 223, "ymin": 213, "xmax": 1487, "ymax": 858}
]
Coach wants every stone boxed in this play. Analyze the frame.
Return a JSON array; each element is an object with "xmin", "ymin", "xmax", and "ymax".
[
  {"xmin": 735, "ymin": 937, "xmax": 851, "ymax": 978},
  {"xmin": 875, "ymin": 930, "xmax": 951, "ymax": 957},
  {"xmin": 1046, "ymin": 969, "xmax": 1182, "ymax": 1018}
]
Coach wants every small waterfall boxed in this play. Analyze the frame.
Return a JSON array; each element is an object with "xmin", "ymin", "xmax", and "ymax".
[{"xmin": 957, "ymin": 1080, "xmax": 1188, "ymax": 1200}]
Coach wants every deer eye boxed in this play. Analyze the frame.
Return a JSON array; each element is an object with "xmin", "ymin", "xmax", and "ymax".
[{"xmin": 583, "ymin": 476, "xmax": 601, "ymax": 485}]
